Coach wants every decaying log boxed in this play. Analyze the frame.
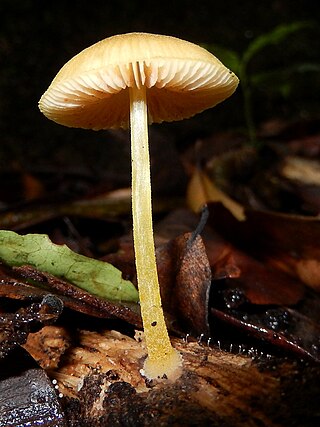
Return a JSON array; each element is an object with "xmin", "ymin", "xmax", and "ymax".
[{"xmin": 24, "ymin": 326, "xmax": 320, "ymax": 426}]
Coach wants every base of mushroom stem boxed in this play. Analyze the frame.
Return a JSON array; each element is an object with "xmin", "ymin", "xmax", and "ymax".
[{"xmin": 140, "ymin": 347, "xmax": 183, "ymax": 382}]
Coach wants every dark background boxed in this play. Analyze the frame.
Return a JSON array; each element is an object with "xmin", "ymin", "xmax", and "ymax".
[{"xmin": 0, "ymin": 0, "xmax": 319, "ymax": 187}]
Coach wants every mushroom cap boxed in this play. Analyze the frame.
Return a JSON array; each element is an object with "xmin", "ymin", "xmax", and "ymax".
[{"xmin": 39, "ymin": 32, "xmax": 239, "ymax": 130}]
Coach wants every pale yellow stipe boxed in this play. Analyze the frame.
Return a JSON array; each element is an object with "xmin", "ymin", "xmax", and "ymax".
[
  {"xmin": 38, "ymin": 32, "xmax": 239, "ymax": 381},
  {"xmin": 129, "ymin": 85, "xmax": 182, "ymax": 380}
]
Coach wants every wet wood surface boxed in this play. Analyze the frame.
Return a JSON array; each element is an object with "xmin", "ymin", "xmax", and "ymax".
[{"xmin": 22, "ymin": 326, "xmax": 320, "ymax": 426}]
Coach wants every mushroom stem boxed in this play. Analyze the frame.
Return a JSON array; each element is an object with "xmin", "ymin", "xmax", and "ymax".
[{"xmin": 129, "ymin": 85, "xmax": 182, "ymax": 380}]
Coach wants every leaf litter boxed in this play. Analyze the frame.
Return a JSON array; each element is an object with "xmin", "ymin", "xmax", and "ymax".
[
  {"xmin": 0, "ymin": 119, "xmax": 320, "ymax": 372},
  {"xmin": 0, "ymin": 230, "xmax": 138, "ymax": 302}
]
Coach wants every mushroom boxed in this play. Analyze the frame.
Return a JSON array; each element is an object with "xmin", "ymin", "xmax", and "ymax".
[{"xmin": 39, "ymin": 32, "xmax": 239, "ymax": 380}]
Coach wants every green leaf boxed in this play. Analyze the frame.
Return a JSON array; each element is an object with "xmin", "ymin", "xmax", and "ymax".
[
  {"xmin": 242, "ymin": 21, "xmax": 311, "ymax": 66},
  {"xmin": 0, "ymin": 230, "xmax": 139, "ymax": 303}
]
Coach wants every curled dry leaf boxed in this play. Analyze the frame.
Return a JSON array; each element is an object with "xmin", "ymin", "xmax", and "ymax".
[
  {"xmin": 281, "ymin": 156, "xmax": 320, "ymax": 186},
  {"xmin": 157, "ymin": 232, "xmax": 212, "ymax": 337},
  {"xmin": 0, "ymin": 262, "xmax": 142, "ymax": 328},
  {"xmin": 202, "ymin": 204, "xmax": 320, "ymax": 361},
  {"xmin": 208, "ymin": 202, "xmax": 320, "ymax": 292},
  {"xmin": 280, "ymin": 156, "xmax": 320, "ymax": 214},
  {"xmin": 187, "ymin": 168, "xmax": 245, "ymax": 221},
  {"xmin": 105, "ymin": 229, "xmax": 212, "ymax": 336},
  {"xmin": 211, "ymin": 304, "xmax": 320, "ymax": 362},
  {"xmin": 204, "ymin": 227, "xmax": 304, "ymax": 306},
  {"xmin": 106, "ymin": 210, "xmax": 213, "ymax": 337}
]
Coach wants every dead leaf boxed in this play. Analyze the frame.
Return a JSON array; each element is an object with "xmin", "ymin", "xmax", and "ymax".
[
  {"xmin": 187, "ymin": 168, "xmax": 245, "ymax": 221},
  {"xmin": 0, "ymin": 262, "xmax": 142, "ymax": 328},
  {"xmin": 208, "ymin": 202, "xmax": 320, "ymax": 292},
  {"xmin": 281, "ymin": 156, "xmax": 320, "ymax": 186},
  {"xmin": 211, "ymin": 305, "xmax": 320, "ymax": 362},
  {"xmin": 157, "ymin": 232, "xmax": 212, "ymax": 336},
  {"xmin": 106, "ymin": 211, "xmax": 213, "ymax": 337},
  {"xmin": 203, "ymin": 227, "xmax": 304, "ymax": 306}
]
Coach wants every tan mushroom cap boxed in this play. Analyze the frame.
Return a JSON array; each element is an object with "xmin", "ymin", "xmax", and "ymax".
[{"xmin": 39, "ymin": 32, "xmax": 239, "ymax": 130}]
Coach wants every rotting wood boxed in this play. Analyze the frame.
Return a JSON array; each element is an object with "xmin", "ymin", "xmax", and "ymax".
[{"xmin": 24, "ymin": 326, "xmax": 320, "ymax": 426}]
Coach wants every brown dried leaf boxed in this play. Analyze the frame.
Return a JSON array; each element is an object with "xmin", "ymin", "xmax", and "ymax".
[
  {"xmin": 203, "ymin": 227, "xmax": 304, "ymax": 306},
  {"xmin": 281, "ymin": 156, "xmax": 320, "ymax": 186},
  {"xmin": 105, "ymin": 211, "xmax": 213, "ymax": 337},
  {"xmin": 157, "ymin": 232, "xmax": 212, "ymax": 336},
  {"xmin": 187, "ymin": 168, "xmax": 245, "ymax": 221},
  {"xmin": 208, "ymin": 202, "xmax": 320, "ymax": 292},
  {"xmin": 0, "ymin": 262, "xmax": 142, "ymax": 328},
  {"xmin": 212, "ymin": 305, "xmax": 320, "ymax": 362}
]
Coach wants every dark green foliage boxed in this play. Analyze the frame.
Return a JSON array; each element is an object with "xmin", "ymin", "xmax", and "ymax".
[{"xmin": 204, "ymin": 22, "xmax": 319, "ymax": 144}]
